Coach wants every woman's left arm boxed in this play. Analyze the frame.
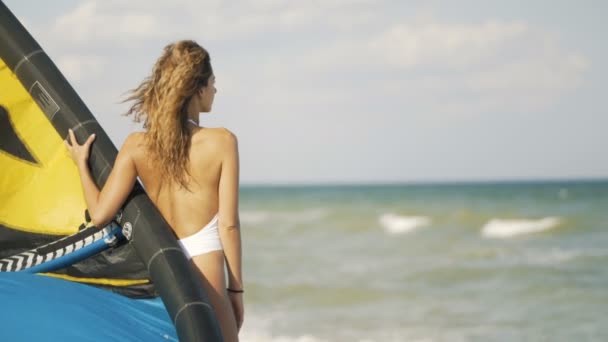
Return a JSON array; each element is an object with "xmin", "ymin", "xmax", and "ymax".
[{"xmin": 65, "ymin": 129, "xmax": 138, "ymax": 227}]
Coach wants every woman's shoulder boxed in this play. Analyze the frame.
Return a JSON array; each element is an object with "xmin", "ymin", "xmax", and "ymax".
[
  {"xmin": 118, "ymin": 132, "xmax": 146, "ymax": 156},
  {"xmin": 123, "ymin": 132, "xmax": 145, "ymax": 147},
  {"xmin": 198, "ymin": 127, "xmax": 238, "ymax": 146},
  {"xmin": 190, "ymin": 127, "xmax": 238, "ymax": 159},
  {"xmin": 204, "ymin": 127, "xmax": 236, "ymax": 138}
]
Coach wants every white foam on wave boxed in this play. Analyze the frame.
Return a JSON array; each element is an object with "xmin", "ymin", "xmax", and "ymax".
[
  {"xmin": 379, "ymin": 213, "xmax": 431, "ymax": 235},
  {"xmin": 240, "ymin": 208, "xmax": 328, "ymax": 225},
  {"xmin": 238, "ymin": 308, "xmax": 434, "ymax": 342},
  {"xmin": 481, "ymin": 217, "xmax": 561, "ymax": 238},
  {"xmin": 240, "ymin": 210, "xmax": 273, "ymax": 225},
  {"xmin": 525, "ymin": 248, "xmax": 581, "ymax": 266},
  {"xmin": 241, "ymin": 332, "xmax": 327, "ymax": 342},
  {"xmin": 238, "ymin": 310, "xmax": 328, "ymax": 342}
]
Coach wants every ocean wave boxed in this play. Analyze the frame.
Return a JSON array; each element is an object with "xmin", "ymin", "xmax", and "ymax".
[
  {"xmin": 240, "ymin": 208, "xmax": 329, "ymax": 225},
  {"xmin": 239, "ymin": 310, "xmax": 328, "ymax": 342},
  {"xmin": 481, "ymin": 217, "xmax": 561, "ymax": 238},
  {"xmin": 379, "ymin": 213, "xmax": 431, "ymax": 235},
  {"xmin": 240, "ymin": 210, "xmax": 273, "ymax": 225},
  {"xmin": 240, "ymin": 315, "xmax": 417, "ymax": 342},
  {"xmin": 509, "ymin": 247, "xmax": 608, "ymax": 266},
  {"xmin": 241, "ymin": 332, "xmax": 326, "ymax": 342},
  {"xmin": 524, "ymin": 248, "xmax": 581, "ymax": 265}
]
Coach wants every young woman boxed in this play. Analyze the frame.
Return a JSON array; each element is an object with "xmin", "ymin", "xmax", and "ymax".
[{"xmin": 65, "ymin": 40, "xmax": 243, "ymax": 341}]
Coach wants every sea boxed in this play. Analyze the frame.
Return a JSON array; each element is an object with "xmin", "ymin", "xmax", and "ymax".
[{"xmin": 236, "ymin": 180, "xmax": 608, "ymax": 342}]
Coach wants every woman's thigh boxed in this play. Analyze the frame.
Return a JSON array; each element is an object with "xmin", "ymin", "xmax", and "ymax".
[{"xmin": 192, "ymin": 250, "xmax": 239, "ymax": 342}]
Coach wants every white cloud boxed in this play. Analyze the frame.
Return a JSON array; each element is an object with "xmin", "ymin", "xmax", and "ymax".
[
  {"xmin": 269, "ymin": 18, "xmax": 589, "ymax": 117},
  {"xmin": 51, "ymin": 1, "xmax": 167, "ymax": 43},
  {"xmin": 47, "ymin": 0, "xmax": 378, "ymax": 45},
  {"xmin": 266, "ymin": 20, "xmax": 530, "ymax": 73},
  {"xmin": 465, "ymin": 52, "xmax": 589, "ymax": 92},
  {"xmin": 56, "ymin": 55, "xmax": 106, "ymax": 82},
  {"xmin": 369, "ymin": 20, "xmax": 528, "ymax": 68},
  {"xmin": 46, "ymin": 0, "xmax": 587, "ymax": 118},
  {"xmin": 8, "ymin": 0, "xmax": 602, "ymax": 182}
]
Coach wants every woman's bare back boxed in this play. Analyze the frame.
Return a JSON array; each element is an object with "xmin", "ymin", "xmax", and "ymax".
[
  {"xmin": 128, "ymin": 127, "xmax": 233, "ymax": 238},
  {"xmin": 66, "ymin": 41, "xmax": 243, "ymax": 339}
]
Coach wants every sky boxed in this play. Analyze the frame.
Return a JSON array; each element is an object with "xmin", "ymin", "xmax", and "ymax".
[{"xmin": 5, "ymin": 0, "xmax": 608, "ymax": 185}]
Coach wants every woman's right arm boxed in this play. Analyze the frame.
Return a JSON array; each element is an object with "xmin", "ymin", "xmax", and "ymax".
[{"xmin": 217, "ymin": 128, "xmax": 244, "ymax": 328}]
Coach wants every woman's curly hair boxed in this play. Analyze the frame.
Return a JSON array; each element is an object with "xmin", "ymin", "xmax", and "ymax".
[{"xmin": 123, "ymin": 40, "xmax": 213, "ymax": 189}]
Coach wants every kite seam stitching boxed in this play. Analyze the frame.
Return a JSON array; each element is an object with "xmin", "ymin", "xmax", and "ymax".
[
  {"xmin": 14, "ymin": 49, "xmax": 43, "ymax": 76},
  {"xmin": 147, "ymin": 247, "xmax": 183, "ymax": 274},
  {"xmin": 71, "ymin": 119, "xmax": 97, "ymax": 132},
  {"xmin": 173, "ymin": 302, "xmax": 213, "ymax": 325}
]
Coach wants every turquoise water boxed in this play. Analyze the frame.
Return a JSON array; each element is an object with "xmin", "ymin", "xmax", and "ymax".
[{"xmin": 238, "ymin": 180, "xmax": 608, "ymax": 341}]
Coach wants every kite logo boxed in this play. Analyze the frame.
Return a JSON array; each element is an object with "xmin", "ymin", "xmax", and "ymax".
[
  {"xmin": 0, "ymin": 60, "xmax": 85, "ymax": 235},
  {"xmin": 0, "ymin": 105, "xmax": 39, "ymax": 165},
  {"xmin": 30, "ymin": 81, "xmax": 59, "ymax": 119}
]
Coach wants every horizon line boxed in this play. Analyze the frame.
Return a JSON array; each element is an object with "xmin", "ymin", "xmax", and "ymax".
[{"xmin": 240, "ymin": 176, "xmax": 608, "ymax": 187}]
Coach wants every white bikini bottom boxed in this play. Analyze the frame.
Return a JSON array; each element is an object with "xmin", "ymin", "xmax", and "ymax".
[{"xmin": 178, "ymin": 214, "xmax": 223, "ymax": 259}]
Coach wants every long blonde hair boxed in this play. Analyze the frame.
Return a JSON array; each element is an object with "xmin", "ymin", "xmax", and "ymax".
[{"xmin": 124, "ymin": 40, "xmax": 213, "ymax": 189}]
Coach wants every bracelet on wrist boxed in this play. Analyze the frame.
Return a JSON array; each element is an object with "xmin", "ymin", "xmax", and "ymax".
[{"xmin": 227, "ymin": 288, "xmax": 244, "ymax": 293}]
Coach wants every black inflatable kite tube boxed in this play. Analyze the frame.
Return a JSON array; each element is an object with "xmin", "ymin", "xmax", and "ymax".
[{"xmin": 0, "ymin": 2, "xmax": 223, "ymax": 341}]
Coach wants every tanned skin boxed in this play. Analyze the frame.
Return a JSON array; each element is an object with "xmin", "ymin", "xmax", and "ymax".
[{"xmin": 66, "ymin": 75, "xmax": 243, "ymax": 341}]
